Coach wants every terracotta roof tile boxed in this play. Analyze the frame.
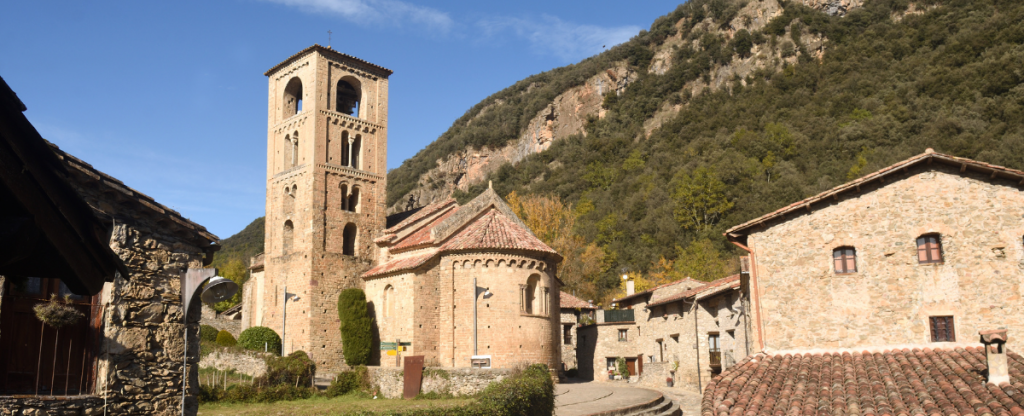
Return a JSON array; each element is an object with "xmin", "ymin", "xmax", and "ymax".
[
  {"xmin": 391, "ymin": 207, "xmax": 459, "ymax": 251},
  {"xmin": 560, "ymin": 291, "xmax": 595, "ymax": 309},
  {"xmin": 725, "ymin": 150, "xmax": 1024, "ymax": 236},
  {"xmin": 614, "ymin": 277, "xmax": 704, "ymax": 304},
  {"xmin": 440, "ymin": 208, "xmax": 557, "ymax": 254},
  {"xmin": 265, "ymin": 44, "xmax": 392, "ymax": 76},
  {"xmin": 361, "ymin": 251, "xmax": 436, "ymax": 279},
  {"xmin": 385, "ymin": 198, "xmax": 457, "ymax": 234},
  {"xmin": 703, "ymin": 346, "xmax": 1024, "ymax": 416},
  {"xmin": 647, "ymin": 275, "xmax": 741, "ymax": 308}
]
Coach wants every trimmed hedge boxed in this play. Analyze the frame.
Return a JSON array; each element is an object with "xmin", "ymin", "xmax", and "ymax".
[
  {"xmin": 215, "ymin": 330, "xmax": 237, "ymax": 347},
  {"xmin": 199, "ymin": 325, "xmax": 219, "ymax": 343},
  {"xmin": 338, "ymin": 289, "xmax": 372, "ymax": 366},
  {"xmin": 238, "ymin": 326, "xmax": 282, "ymax": 355},
  {"xmin": 198, "ymin": 383, "xmax": 314, "ymax": 404}
]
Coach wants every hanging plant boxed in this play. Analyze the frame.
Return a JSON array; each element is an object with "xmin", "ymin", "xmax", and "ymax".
[
  {"xmin": 33, "ymin": 294, "xmax": 85, "ymax": 396},
  {"xmin": 34, "ymin": 294, "xmax": 85, "ymax": 328}
]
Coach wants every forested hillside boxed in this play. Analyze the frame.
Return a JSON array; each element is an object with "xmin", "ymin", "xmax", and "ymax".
[
  {"xmin": 387, "ymin": 0, "xmax": 1024, "ymax": 302},
  {"xmin": 208, "ymin": 216, "xmax": 264, "ymax": 310}
]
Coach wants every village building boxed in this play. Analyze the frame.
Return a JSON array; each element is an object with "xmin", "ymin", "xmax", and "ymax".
[
  {"xmin": 708, "ymin": 150, "xmax": 1024, "ymax": 415},
  {"xmin": 577, "ymin": 275, "xmax": 748, "ymax": 392},
  {"xmin": 241, "ymin": 46, "xmax": 562, "ymax": 373},
  {"xmin": 0, "ymin": 76, "xmax": 220, "ymax": 415},
  {"xmin": 559, "ymin": 291, "xmax": 596, "ymax": 373}
]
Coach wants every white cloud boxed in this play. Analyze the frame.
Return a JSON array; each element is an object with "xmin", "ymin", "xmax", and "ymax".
[
  {"xmin": 476, "ymin": 15, "xmax": 641, "ymax": 62},
  {"xmin": 261, "ymin": 0, "xmax": 453, "ymax": 33}
]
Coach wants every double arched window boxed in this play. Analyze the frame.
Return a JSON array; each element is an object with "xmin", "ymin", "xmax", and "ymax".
[
  {"xmin": 339, "ymin": 184, "xmax": 360, "ymax": 212},
  {"xmin": 284, "ymin": 131, "xmax": 299, "ymax": 168}
]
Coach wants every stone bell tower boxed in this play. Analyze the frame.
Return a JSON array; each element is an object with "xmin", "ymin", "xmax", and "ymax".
[{"xmin": 260, "ymin": 45, "xmax": 391, "ymax": 372}]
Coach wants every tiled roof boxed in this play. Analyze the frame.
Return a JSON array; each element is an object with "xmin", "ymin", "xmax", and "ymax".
[
  {"xmin": 725, "ymin": 149, "xmax": 1024, "ymax": 237},
  {"xmin": 265, "ymin": 44, "xmax": 393, "ymax": 76},
  {"xmin": 362, "ymin": 251, "xmax": 437, "ymax": 279},
  {"xmin": 560, "ymin": 291, "xmax": 595, "ymax": 309},
  {"xmin": 440, "ymin": 209, "xmax": 557, "ymax": 254},
  {"xmin": 647, "ymin": 275, "xmax": 741, "ymax": 308},
  {"xmin": 391, "ymin": 206, "xmax": 459, "ymax": 251},
  {"xmin": 385, "ymin": 198, "xmax": 457, "ymax": 234},
  {"xmin": 703, "ymin": 346, "xmax": 1024, "ymax": 416},
  {"xmin": 614, "ymin": 277, "xmax": 703, "ymax": 304}
]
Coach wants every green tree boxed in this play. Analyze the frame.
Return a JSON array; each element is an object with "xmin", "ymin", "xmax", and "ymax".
[
  {"xmin": 671, "ymin": 166, "xmax": 734, "ymax": 233},
  {"xmin": 337, "ymin": 289, "xmax": 372, "ymax": 366},
  {"xmin": 673, "ymin": 239, "xmax": 733, "ymax": 282}
]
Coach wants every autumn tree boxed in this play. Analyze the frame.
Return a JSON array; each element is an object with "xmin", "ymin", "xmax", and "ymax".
[
  {"xmin": 673, "ymin": 239, "xmax": 733, "ymax": 282},
  {"xmin": 506, "ymin": 191, "xmax": 607, "ymax": 302}
]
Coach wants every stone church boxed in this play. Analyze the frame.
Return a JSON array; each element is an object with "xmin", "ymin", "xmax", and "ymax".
[{"xmin": 241, "ymin": 45, "xmax": 562, "ymax": 373}]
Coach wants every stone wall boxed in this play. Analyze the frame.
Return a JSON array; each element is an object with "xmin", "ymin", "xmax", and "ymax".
[
  {"xmin": 747, "ymin": 166, "xmax": 1024, "ymax": 352},
  {"xmin": 200, "ymin": 349, "xmax": 271, "ymax": 378},
  {"xmin": 201, "ymin": 305, "xmax": 241, "ymax": 337},
  {"xmin": 366, "ymin": 366, "xmax": 513, "ymax": 399},
  {"xmin": 0, "ymin": 396, "xmax": 105, "ymax": 416}
]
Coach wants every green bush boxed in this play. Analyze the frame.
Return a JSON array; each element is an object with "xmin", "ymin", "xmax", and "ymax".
[
  {"xmin": 199, "ymin": 325, "xmax": 219, "ymax": 343},
  {"xmin": 200, "ymin": 383, "xmax": 315, "ymax": 404},
  {"xmin": 326, "ymin": 365, "xmax": 370, "ymax": 397},
  {"xmin": 338, "ymin": 289, "xmax": 372, "ymax": 366},
  {"xmin": 259, "ymin": 350, "xmax": 315, "ymax": 388},
  {"xmin": 215, "ymin": 330, "xmax": 237, "ymax": 347},
  {"xmin": 616, "ymin": 357, "xmax": 628, "ymax": 380},
  {"xmin": 238, "ymin": 326, "xmax": 282, "ymax": 355},
  {"xmin": 476, "ymin": 364, "xmax": 554, "ymax": 416}
]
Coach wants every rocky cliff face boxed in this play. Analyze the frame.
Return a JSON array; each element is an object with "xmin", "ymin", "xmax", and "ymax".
[{"xmin": 388, "ymin": 0, "xmax": 864, "ymax": 214}]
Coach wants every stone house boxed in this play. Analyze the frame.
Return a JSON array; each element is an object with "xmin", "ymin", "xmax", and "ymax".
[
  {"xmin": 242, "ymin": 46, "xmax": 563, "ymax": 374},
  {"xmin": 559, "ymin": 291, "xmax": 596, "ymax": 372},
  {"xmin": 577, "ymin": 275, "xmax": 748, "ymax": 391},
  {"xmin": 361, "ymin": 188, "xmax": 563, "ymax": 371},
  {"xmin": 708, "ymin": 149, "xmax": 1024, "ymax": 415},
  {"xmin": 725, "ymin": 149, "xmax": 1024, "ymax": 353},
  {"xmin": 0, "ymin": 76, "xmax": 220, "ymax": 415}
]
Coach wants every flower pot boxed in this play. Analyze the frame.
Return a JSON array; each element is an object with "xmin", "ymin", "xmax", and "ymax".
[
  {"xmin": 666, "ymin": 380, "xmax": 674, "ymax": 387},
  {"xmin": 608, "ymin": 373, "xmax": 614, "ymax": 380}
]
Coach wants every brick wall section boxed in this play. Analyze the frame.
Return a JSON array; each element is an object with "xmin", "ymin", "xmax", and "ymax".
[{"xmin": 746, "ymin": 165, "xmax": 1024, "ymax": 352}]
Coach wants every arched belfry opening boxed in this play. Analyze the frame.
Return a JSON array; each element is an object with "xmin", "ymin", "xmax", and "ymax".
[
  {"xmin": 348, "ymin": 186, "xmax": 360, "ymax": 213},
  {"xmin": 339, "ymin": 183, "xmax": 349, "ymax": 211},
  {"xmin": 284, "ymin": 77, "xmax": 303, "ymax": 118},
  {"xmin": 342, "ymin": 223, "xmax": 357, "ymax": 256},
  {"xmin": 336, "ymin": 78, "xmax": 361, "ymax": 117}
]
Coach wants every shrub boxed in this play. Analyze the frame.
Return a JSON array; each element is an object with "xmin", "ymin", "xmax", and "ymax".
[
  {"xmin": 616, "ymin": 357, "xmax": 628, "ymax": 380},
  {"xmin": 326, "ymin": 365, "xmax": 370, "ymax": 397},
  {"xmin": 338, "ymin": 289, "xmax": 372, "ymax": 366},
  {"xmin": 259, "ymin": 350, "xmax": 315, "ymax": 388},
  {"xmin": 238, "ymin": 326, "xmax": 282, "ymax": 355},
  {"xmin": 215, "ymin": 330, "xmax": 237, "ymax": 347},
  {"xmin": 199, "ymin": 325, "xmax": 219, "ymax": 343},
  {"xmin": 224, "ymin": 383, "xmax": 314, "ymax": 403},
  {"xmin": 476, "ymin": 364, "xmax": 554, "ymax": 416}
]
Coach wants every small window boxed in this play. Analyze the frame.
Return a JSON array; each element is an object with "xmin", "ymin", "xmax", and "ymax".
[
  {"xmin": 833, "ymin": 247, "xmax": 857, "ymax": 274},
  {"xmin": 342, "ymin": 223, "xmax": 357, "ymax": 256},
  {"xmin": 930, "ymin": 316, "xmax": 955, "ymax": 342},
  {"xmin": 708, "ymin": 333, "xmax": 721, "ymax": 370},
  {"xmin": 563, "ymin": 325, "xmax": 572, "ymax": 345},
  {"xmin": 606, "ymin": 358, "xmax": 616, "ymax": 370},
  {"xmin": 917, "ymin": 235, "xmax": 943, "ymax": 264},
  {"xmin": 618, "ymin": 329, "xmax": 628, "ymax": 342}
]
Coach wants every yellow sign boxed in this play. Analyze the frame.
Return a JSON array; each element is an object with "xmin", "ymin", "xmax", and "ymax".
[{"xmin": 386, "ymin": 350, "xmax": 397, "ymax": 356}]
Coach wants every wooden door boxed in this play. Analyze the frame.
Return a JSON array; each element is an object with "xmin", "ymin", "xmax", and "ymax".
[
  {"xmin": 626, "ymin": 358, "xmax": 636, "ymax": 376},
  {"xmin": 0, "ymin": 277, "xmax": 97, "ymax": 395}
]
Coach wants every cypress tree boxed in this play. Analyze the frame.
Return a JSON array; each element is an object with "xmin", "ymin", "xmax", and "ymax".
[{"xmin": 337, "ymin": 288, "xmax": 372, "ymax": 366}]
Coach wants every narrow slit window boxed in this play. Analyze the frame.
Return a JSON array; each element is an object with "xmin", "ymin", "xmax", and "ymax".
[
  {"xmin": 917, "ymin": 235, "xmax": 943, "ymax": 264},
  {"xmin": 833, "ymin": 247, "xmax": 857, "ymax": 274}
]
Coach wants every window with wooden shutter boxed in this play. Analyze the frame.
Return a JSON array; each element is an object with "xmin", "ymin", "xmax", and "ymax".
[
  {"xmin": 930, "ymin": 316, "xmax": 955, "ymax": 342},
  {"xmin": 917, "ymin": 235, "xmax": 943, "ymax": 264},
  {"xmin": 833, "ymin": 247, "xmax": 857, "ymax": 274}
]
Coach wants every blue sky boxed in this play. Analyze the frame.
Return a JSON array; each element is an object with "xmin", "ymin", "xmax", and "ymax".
[{"xmin": 1, "ymin": 0, "xmax": 679, "ymax": 239}]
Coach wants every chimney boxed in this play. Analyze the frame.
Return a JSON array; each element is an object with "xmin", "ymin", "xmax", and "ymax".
[
  {"xmin": 980, "ymin": 329, "xmax": 1009, "ymax": 385},
  {"xmin": 626, "ymin": 280, "xmax": 635, "ymax": 296}
]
